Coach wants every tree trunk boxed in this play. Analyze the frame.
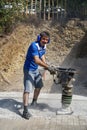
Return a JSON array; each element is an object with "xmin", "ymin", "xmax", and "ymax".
[
  {"xmin": 44, "ymin": 0, "xmax": 46, "ymax": 20},
  {"xmin": 39, "ymin": 0, "xmax": 42, "ymax": 19},
  {"xmin": 52, "ymin": 0, "xmax": 54, "ymax": 20},
  {"xmin": 48, "ymin": 0, "xmax": 50, "ymax": 20},
  {"xmin": 56, "ymin": 0, "xmax": 59, "ymax": 20}
]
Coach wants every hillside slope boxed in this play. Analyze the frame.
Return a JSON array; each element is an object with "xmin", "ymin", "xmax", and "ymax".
[{"xmin": 0, "ymin": 19, "xmax": 87, "ymax": 91}]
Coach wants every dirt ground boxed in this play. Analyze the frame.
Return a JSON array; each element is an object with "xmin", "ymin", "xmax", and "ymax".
[{"xmin": 0, "ymin": 19, "xmax": 87, "ymax": 92}]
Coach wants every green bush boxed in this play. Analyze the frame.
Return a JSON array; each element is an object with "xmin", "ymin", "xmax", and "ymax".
[{"xmin": 0, "ymin": 0, "xmax": 24, "ymax": 34}]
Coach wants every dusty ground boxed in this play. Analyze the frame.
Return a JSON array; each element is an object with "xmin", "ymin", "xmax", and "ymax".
[{"xmin": 0, "ymin": 19, "xmax": 87, "ymax": 92}]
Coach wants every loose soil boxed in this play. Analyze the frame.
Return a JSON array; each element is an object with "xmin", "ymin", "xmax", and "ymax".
[{"xmin": 0, "ymin": 19, "xmax": 87, "ymax": 93}]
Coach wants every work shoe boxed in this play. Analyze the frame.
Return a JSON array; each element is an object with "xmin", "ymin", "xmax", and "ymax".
[
  {"xmin": 56, "ymin": 107, "xmax": 73, "ymax": 115},
  {"xmin": 30, "ymin": 101, "xmax": 38, "ymax": 107},
  {"xmin": 22, "ymin": 111, "xmax": 31, "ymax": 119}
]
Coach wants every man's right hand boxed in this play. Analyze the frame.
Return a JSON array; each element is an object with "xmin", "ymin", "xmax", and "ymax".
[{"xmin": 47, "ymin": 66, "xmax": 56, "ymax": 74}]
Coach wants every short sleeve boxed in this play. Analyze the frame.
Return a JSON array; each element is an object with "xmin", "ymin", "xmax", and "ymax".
[{"xmin": 31, "ymin": 43, "xmax": 39, "ymax": 57}]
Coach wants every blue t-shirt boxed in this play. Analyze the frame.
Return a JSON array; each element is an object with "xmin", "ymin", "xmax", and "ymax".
[{"xmin": 24, "ymin": 41, "xmax": 46, "ymax": 71}]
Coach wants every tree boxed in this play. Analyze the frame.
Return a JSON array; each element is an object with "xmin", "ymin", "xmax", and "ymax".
[
  {"xmin": 66, "ymin": 0, "xmax": 87, "ymax": 18},
  {"xmin": 0, "ymin": 0, "xmax": 24, "ymax": 34}
]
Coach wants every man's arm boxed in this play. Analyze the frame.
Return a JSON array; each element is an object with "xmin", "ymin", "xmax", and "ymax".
[
  {"xmin": 41, "ymin": 55, "xmax": 46, "ymax": 63},
  {"xmin": 34, "ymin": 55, "xmax": 48, "ymax": 69}
]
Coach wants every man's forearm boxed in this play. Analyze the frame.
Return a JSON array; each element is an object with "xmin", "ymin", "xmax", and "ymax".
[{"xmin": 34, "ymin": 56, "xmax": 48, "ymax": 68}]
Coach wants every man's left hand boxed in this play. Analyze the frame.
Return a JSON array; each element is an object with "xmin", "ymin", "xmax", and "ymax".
[{"xmin": 47, "ymin": 66, "xmax": 56, "ymax": 74}]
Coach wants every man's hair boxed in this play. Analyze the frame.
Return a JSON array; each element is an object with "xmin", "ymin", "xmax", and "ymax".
[
  {"xmin": 40, "ymin": 31, "xmax": 50, "ymax": 39},
  {"xmin": 37, "ymin": 31, "xmax": 50, "ymax": 43}
]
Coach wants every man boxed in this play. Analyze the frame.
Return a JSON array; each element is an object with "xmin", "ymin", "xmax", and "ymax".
[{"xmin": 23, "ymin": 31, "xmax": 53, "ymax": 119}]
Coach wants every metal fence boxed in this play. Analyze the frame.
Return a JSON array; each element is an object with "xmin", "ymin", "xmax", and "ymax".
[{"xmin": 24, "ymin": 0, "xmax": 87, "ymax": 20}]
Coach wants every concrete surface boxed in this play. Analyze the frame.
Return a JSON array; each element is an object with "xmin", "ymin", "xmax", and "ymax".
[{"xmin": 0, "ymin": 92, "xmax": 87, "ymax": 130}]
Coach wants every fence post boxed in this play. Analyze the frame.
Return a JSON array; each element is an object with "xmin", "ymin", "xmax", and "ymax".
[
  {"xmin": 44, "ymin": 0, "xmax": 46, "ymax": 20},
  {"xmin": 52, "ymin": 0, "xmax": 54, "ymax": 20}
]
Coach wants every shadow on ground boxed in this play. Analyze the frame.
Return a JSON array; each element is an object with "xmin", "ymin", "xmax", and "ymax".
[
  {"xmin": 0, "ymin": 98, "xmax": 22, "ymax": 117},
  {"xmin": 0, "ymin": 98, "xmax": 58, "ymax": 118}
]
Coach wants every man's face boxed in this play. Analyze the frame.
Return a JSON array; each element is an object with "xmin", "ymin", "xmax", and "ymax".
[{"xmin": 40, "ymin": 36, "xmax": 49, "ymax": 46}]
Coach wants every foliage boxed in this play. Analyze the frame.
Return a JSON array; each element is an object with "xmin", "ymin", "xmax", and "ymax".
[
  {"xmin": 0, "ymin": 0, "xmax": 87, "ymax": 34},
  {"xmin": 0, "ymin": 0, "xmax": 24, "ymax": 34},
  {"xmin": 66, "ymin": 0, "xmax": 87, "ymax": 18}
]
